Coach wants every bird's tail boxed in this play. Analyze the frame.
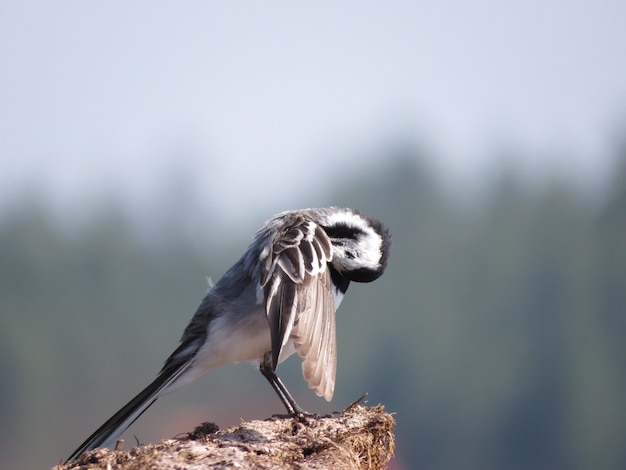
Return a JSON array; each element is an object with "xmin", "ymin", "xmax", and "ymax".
[{"xmin": 65, "ymin": 360, "xmax": 191, "ymax": 463}]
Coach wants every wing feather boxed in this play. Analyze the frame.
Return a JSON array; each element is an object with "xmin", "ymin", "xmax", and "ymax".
[
  {"xmin": 260, "ymin": 216, "xmax": 337, "ymax": 400},
  {"xmin": 293, "ymin": 269, "xmax": 336, "ymax": 400}
]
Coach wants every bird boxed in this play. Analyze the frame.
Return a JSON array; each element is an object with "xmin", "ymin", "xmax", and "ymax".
[{"xmin": 66, "ymin": 207, "xmax": 391, "ymax": 462}]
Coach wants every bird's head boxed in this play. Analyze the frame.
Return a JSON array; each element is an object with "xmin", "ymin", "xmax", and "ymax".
[{"xmin": 322, "ymin": 208, "xmax": 391, "ymax": 283}]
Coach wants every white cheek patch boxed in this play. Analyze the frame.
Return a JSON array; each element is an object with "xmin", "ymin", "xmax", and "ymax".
[{"xmin": 357, "ymin": 228, "xmax": 383, "ymax": 270}]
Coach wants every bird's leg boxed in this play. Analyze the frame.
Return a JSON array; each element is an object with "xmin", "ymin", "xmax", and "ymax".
[{"xmin": 259, "ymin": 355, "xmax": 314, "ymax": 420}]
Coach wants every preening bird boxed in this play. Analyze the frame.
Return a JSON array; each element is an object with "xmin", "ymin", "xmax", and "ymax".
[{"xmin": 66, "ymin": 207, "xmax": 391, "ymax": 462}]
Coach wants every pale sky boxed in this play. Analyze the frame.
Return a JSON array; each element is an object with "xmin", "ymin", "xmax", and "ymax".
[{"xmin": 1, "ymin": 0, "xmax": 625, "ymax": 220}]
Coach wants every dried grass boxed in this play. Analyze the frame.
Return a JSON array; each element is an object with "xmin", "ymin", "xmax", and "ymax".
[{"xmin": 56, "ymin": 404, "xmax": 395, "ymax": 470}]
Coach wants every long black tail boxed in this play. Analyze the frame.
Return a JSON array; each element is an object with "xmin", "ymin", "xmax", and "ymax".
[{"xmin": 65, "ymin": 360, "xmax": 190, "ymax": 463}]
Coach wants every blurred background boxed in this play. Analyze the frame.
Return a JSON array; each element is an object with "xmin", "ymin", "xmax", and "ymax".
[{"xmin": 1, "ymin": 1, "xmax": 625, "ymax": 469}]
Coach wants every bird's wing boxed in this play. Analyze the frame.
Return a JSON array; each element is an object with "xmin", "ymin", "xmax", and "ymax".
[
  {"xmin": 291, "ymin": 266, "xmax": 337, "ymax": 401},
  {"xmin": 261, "ymin": 217, "xmax": 338, "ymax": 400}
]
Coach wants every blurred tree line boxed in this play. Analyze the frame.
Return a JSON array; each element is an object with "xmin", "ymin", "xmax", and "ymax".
[{"xmin": 1, "ymin": 144, "xmax": 625, "ymax": 470}]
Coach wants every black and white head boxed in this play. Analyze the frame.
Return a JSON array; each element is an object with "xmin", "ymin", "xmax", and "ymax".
[{"xmin": 318, "ymin": 207, "xmax": 391, "ymax": 284}]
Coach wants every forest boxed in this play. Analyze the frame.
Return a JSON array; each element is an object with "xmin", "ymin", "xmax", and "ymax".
[{"xmin": 1, "ymin": 144, "xmax": 625, "ymax": 470}]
